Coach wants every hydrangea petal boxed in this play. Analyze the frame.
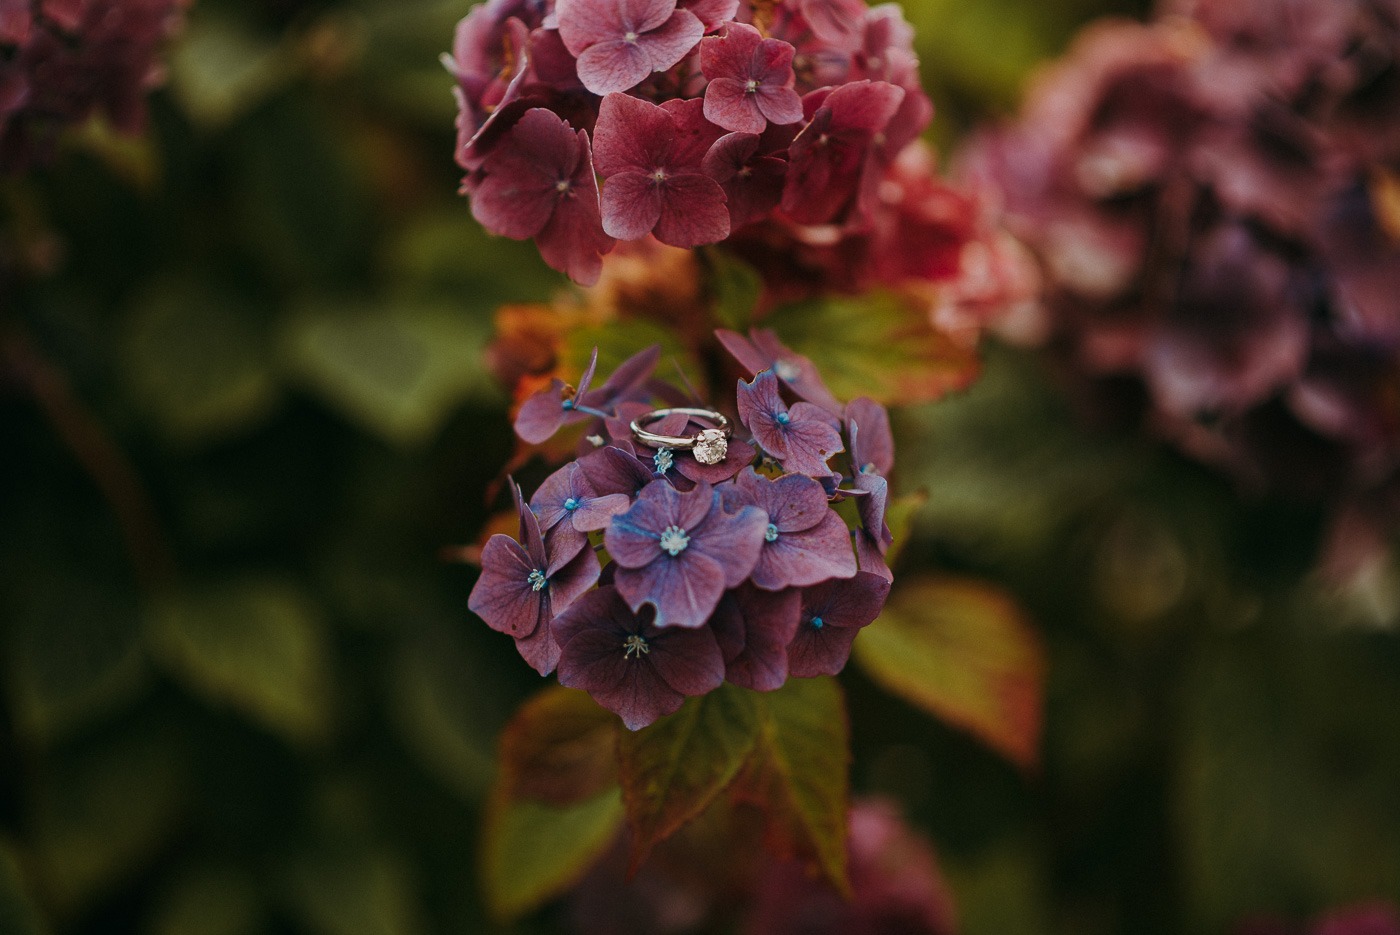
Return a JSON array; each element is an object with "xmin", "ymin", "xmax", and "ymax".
[
  {"xmin": 614, "ymin": 547, "xmax": 728, "ymax": 628},
  {"xmin": 711, "ymin": 584, "xmax": 801, "ymax": 690},
  {"xmin": 469, "ymin": 534, "xmax": 548, "ymax": 637}
]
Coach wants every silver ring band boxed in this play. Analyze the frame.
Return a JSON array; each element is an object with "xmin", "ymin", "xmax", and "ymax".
[{"xmin": 630, "ymin": 408, "xmax": 733, "ymax": 465}]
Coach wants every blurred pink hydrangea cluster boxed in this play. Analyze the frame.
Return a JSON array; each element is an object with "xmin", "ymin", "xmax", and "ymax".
[
  {"xmin": 445, "ymin": 0, "xmax": 988, "ymax": 293},
  {"xmin": 0, "ymin": 0, "xmax": 187, "ymax": 171},
  {"xmin": 966, "ymin": 0, "xmax": 1400, "ymax": 532}
]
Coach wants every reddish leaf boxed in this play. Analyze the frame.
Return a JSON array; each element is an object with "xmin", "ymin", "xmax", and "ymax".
[
  {"xmin": 481, "ymin": 687, "xmax": 624, "ymax": 921},
  {"xmin": 618, "ymin": 683, "xmax": 762, "ymax": 874},
  {"xmin": 854, "ymin": 576, "xmax": 1044, "ymax": 769},
  {"xmin": 732, "ymin": 677, "xmax": 851, "ymax": 893}
]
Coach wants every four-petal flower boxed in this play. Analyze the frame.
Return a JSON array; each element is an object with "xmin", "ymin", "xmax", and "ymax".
[
  {"xmin": 786, "ymin": 571, "xmax": 890, "ymax": 677},
  {"xmin": 699, "ymin": 23, "xmax": 803, "ymax": 134},
  {"xmin": 732, "ymin": 467, "xmax": 857, "ymax": 589},
  {"xmin": 737, "ymin": 369, "xmax": 845, "ymax": 477},
  {"xmin": 605, "ymin": 479, "xmax": 767, "ymax": 627},
  {"xmin": 556, "ymin": 0, "xmax": 704, "ymax": 95}
]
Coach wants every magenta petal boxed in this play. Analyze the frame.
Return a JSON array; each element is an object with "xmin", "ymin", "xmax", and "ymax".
[
  {"xmin": 680, "ymin": 0, "xmax": 738, "ymax": 31},
  {"xmin": 755, "ymin": 84, "xmax": 803, "ymax": 125},
  {"xmin": 514, "ymin": 380, "xmax": 575, "ymax": 444},
  {"xmin": 854, "ymin": 530, "xmax": 892, "ymax": 581},
  {"xmin": 648, "ymin": 625, "xmax": 725, "ymax": 695},
  {"xmin": 593, "ymin": 93, "xmax": 674, "ymax": 175},
  {"xmin": 699, "ymin": 22, "xmax": 762, "ymax": 78},
  {"xmin": 468, "ymin": 535, "xmax": 545, "ymax": 637},
  {"xmin": 543, "ymin": 523, "xmax": 589, "ymax": 566},
  {"xmin": 711, "ymin": 584, "xmax": 800, "ymax": 691},
  {"xmin": 640, "ymin": 9, "xmax": 704, "ymax": 73},
  {"xmin": 753, "ymin": 510, "xmax": 858, "ymax": 590},
  {"xmin": 705, "ymin": 77, "xmax": 767, "ymax": 134},
  {"xmin": 653, "ymin": 174, "xmax": 731, "ymax": 247},
  {"xmin": 614, "ymin": 548, "xmax": 728, "ymax": 628},
  {"xmin": 602, "ymin": 171, "xmax": 667, "ymax": 240},
  {"xmin": 661, "ymin": 96, "xmax": 726, "ymax": 166},
  {"xmin": 576, "ymin": 38, "xmax": 654, "ymax": 94},
  {"xmin": 534, "ymin": 129, "xmax": 616, "ymax": 285},
  {"xmin": 736, "ymin": 468, "xmax": 829, "ymax": 532}
]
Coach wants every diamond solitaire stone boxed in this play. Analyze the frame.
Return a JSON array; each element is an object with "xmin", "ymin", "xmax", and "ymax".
[{"xmin": 693, "ymin": 428, "xmax": 728, "ymax": 465}]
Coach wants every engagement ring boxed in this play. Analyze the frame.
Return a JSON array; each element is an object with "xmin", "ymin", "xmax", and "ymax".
[{"xmin": 630, "ymin": 407, "xmax": 733, "ymax": 465}]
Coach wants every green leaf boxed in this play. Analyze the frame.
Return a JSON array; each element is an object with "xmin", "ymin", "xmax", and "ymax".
[
  {"xmin": 481, "ymin": 688, "xmax": 625, "ymax": 921},
  {"xmin": 733, "ymin": 677, "xmax": 850, "ymax": 892},
  {"xmin": 703, "ymin": 249, "xmax": 762, "ymax": 331},
  {"xmin": 763, "ymin": 293, "xmax": 980, "ymax": 406},
  {"xmin": 145, "ymin": 578, "xmax": 332, "ymax": 744},
  {"xmin": 169, "ymin": 14, "xmax": 292, "ymax": 127},
  {"xmin": 4, "ymin": 570, "xmax": 145, "ymax": 743},
  {"xmin": 854, "ymin": 576, "xmax": 1044, "ymax": 768},
  {"xmin": 30, "ymin": 728, "xmax": 189, "ymax": 915},
  {"xmin": 0, "ymin": 839, "xmax": 48, "ymax": 935},
  {"xmin": 149, "ymin": 865, "xmax": 264, "ymax": 935},
  {"xmin": 387, "ymin": 626, "xmax": 499, "ymax": 802},
  {"xmin": 884, "ymin": 489, "xmax": 930, "ymax": 569},
  {"xmin": 285, "ymin": 848, "xmax": 421, "ymax": 935},
  {"xmin": 618, "ymin": 684, "xmax": 762, "ymax": 872},
  {"xmin": 120, "ymin": 279, "xmax": 281, "ymax": 446},
  {"xmin": 279, "ymin": 301, "xmax": 494, "ymax": 447}
]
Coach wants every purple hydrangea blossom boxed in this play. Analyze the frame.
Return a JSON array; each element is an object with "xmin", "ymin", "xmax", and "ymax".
[
  {"xmin": 710, "ymin": 582, "xmax": 801, "ymax": 691},
  {"xmin": 845, "ymin": 396, "xmax": 893, "ymax": 476},
  {"xmin": 605, "ymin": 479, "xmax": 768, "ymax": 628},
  {"xmin": 553, "ymin": 585, "xmax": 725, "ymax": 729},
  {"xmin": 468, "ymin": 482, "xmax": 601, "ymax": 674},
  {"xmin": 514, "ymin": 344, "xmax": 661, "ymax": 444},
  {"xmin": 786, "ymin": 571, "xmax": 890, "ymax": 677},
  {"xmin": 469, "ymin": 107, "xmax": 617, "ymax": 285},
  {"xmin": 556, "ymin": 0, "xmax": 704, "ymax": 95},
  {"xmin": 530, "ymin": 461, "xmax": 632, "ymax": 563},
  {"xmin": 716, "ymin": 327, "xmax": 845, "ymax": 414},
  {"xmin": 592, "ymin": 94, "xmax": 731, "ymax": 247},
  {"xmin": 737, "ymin": 369, "xmax": 845, "ymax": 477},
  {"xmin": 732, "ymin": 467, "xmax": 857, "ymax": 589},
  {"xmin": 699, "ymin": 23, "xmax": 804, "ymax": 134}
]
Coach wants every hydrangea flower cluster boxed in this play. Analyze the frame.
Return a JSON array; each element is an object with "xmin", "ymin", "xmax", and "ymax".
[
  {"xmin": 964, "ymin": 0, "xmax": 1400, "ymax": 522},
  {"xmin": 0, "ymin": 0, "xmax": 188, "ymax": 172},
  {"xmin": 468, "ymin": 334, "xmax": 895, "ymax": 729},
  {"xmin": 445, "ymin": 0, "xmax": 945, "ymax": 286}
]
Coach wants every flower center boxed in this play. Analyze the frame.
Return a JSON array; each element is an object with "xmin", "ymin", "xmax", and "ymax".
[
  {"xmin": 774, "ymin": 359, "xmax": 800, "ymax": 381},
  {"xmin": 653, "ymin": 446, "xmax": 674, "ymax": 474},
  {"xmin": 651, "ymin": 168, "xmax": 668, "ymax": 184},
  {"xmin": 562, "ymin": 398, "xmax": 575, "ymax": 410},
  {"xmin": 775, "ymin": 412, "xmax": 791, "ymax": 425},
  {"xmin": 745, "ymin": 78, "xmax": 759, "ymax": 93},
  {"xmin": 623, "ymin": 634, "xmax": 650, "ymax": 658},
  {"xmin": 659, "ymin": 525, "xmax": 690, "ymax": 556},
  {"xmin": 623, "ymin": 30, "xmax": 639, "ymax": 42},
  {"xmin": 555, "ymin": 179, "xmax": 571, "ymax": 193},
  {"xmin": 586, "ymin": 434, "xmax": 604, "ymax": 447},
  {"xmin": 564, "ymin": 497, "xmax": 579, "ymax": 511},
  {"xmin": 810, "ymin": 616, "xmax": 824, "ymax": 629},
  {"xmin": 765, "ymin": 523, "xmax": 779, "ymax": 542},
  {"xmin": 860, "ymin": 463, "xmax": 878, "ymax": 475},
  {"xmin": 527, "ymin": 569, "xmax": 547, "ymax": 592}
]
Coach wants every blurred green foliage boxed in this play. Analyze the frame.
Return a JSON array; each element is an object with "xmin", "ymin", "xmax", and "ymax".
[{"xmin": 2, "ymin": 0, "xmax": 1396, "ymax": 933}]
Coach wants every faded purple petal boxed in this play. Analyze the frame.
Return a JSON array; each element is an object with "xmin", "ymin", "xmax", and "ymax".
[
  {"xmin": 755, "ymin": 509, "xmax": 858, "ymax": 590},
  {"xmin": 468, "ymin": 534, "xmax": 546, "ymax": 637},
  {"xmin": 786, "ymin": 572, "xmax": 890, "ymax": 677},
  {"xmin": 614, "ymin": 547, "xmax": 729, "ymax": 627},
  {"xmin": 604, "ymin": 479, "xmax": 713, "ymax": 568},
  {"xmin": 514, "ymin": 378, "xmax": 583, "ymax": 444},
  {"xmin": 711, "ymin": 583, "xmax": 800, "ymax": 691},
  {"xmin": 579, "ymin": 444, "xmax": 655, "ymax": 497},
  {"xmin": 738, "ymin": 371, "xmax": 845, "ymax": 476},
  {"xmin": 545, "ymin": 541, "xmax": 602, "ymax": 606},
  {"xmin": 716, "ymin": 327, "xmax": 845, "ymax": 414},
  {"xmin": 513, "ymin": 617, "xmax": 561, "ymax": 675},
  {"xmin": 687, "ymin": 500, "xmax": 768, "ymax": 587},
  {"xmin": 846, "ymin": 396, "xmax": 894, "ymax": 475},
  {"xmin": 576, "ymin": 38, "xmax": 654, "ymax": 94}
]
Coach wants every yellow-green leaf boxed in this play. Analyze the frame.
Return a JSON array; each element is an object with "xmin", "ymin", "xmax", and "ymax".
[
  {"xmin": 146, "ymin": 579, "xmax": 332, "ymax": 744},
  {"xmin": 855, "ymin": 576, "xmax": 1044, "ymax": 768}
]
